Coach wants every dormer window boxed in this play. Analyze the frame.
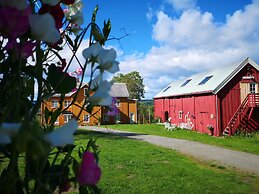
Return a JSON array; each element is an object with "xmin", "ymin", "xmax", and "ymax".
[
  {"xmin": 198, "ymin": 76, "xmax": 213, "ymax": 85},
  {"xmin": 163, "ymin": 86, "xmax": 171, "ymax": 92},
  {"xmin": 181, "ymin": 79, "xmax": 192, "ymax": 87}
]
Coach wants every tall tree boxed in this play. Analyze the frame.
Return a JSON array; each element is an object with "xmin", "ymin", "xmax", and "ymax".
[{"xmin": 112, "ymin": 71, "xmax": 145, "ymax": 99}]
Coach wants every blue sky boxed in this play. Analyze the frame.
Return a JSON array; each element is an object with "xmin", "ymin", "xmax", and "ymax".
[{"xmin": 71, "ymin": 0, "xmax": 259, "ymax": 99}]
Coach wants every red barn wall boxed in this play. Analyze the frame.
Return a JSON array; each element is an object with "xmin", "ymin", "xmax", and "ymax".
[
  {"xmin": 154, "ymin": 98, "xmax": 164, "ymax": 121},
  {"xmin": 155, "ymin": 94, "xmax": 218, "ymax": 135}
]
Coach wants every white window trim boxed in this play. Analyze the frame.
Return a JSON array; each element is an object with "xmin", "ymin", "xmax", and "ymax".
[
  {"xmin": 250, "ymin": 83, "xmax": 256, "ymax": 94},
  {"xmin": 63, "ymin": 114, "xmax": 72, "ymax": 123},
  {"xmin": 115, "ymin": 113, "xmax": 121, "ymax": 122},
  {"xmin": 83, "ymin": 114, "xmax": 90, "ymax": 123},
  {"xmin": 64, "ymin": 100, "xmax": 71, "ymax": 108},
  {"xmin": 115, "ymin": 99, "xmax": 120, "ymax": 107},
  {"xmin": 52, "ymin": 100, "xmax": 59, "ymax": 108},
  {"xmin": 179, "ymin": 111, "xmax": 183, "ymax": 119},
  {"xmin": 84, "ymin": 88, "xmax": 87, "ymax": 96}
]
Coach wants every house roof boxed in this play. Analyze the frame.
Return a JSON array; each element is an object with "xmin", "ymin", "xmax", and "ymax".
[
  {"xmin": 110, "ymin": 83, "xmax": 129, "ymax": 97},
  {"xmin": 154, "ymin": 57, "xmax": 259, "ymax": 98}
]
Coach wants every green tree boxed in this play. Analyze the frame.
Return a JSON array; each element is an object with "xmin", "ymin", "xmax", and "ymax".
[{"xmin": 112, "ymin": 71, "xmax": 145, "ymax": 99}]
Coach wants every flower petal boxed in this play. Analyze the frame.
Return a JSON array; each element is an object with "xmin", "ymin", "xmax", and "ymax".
[
  {"xmin": 82, "ymin": 43, "xmax": 102, "ymax": 60},
  {"xmin": 44, "ymin": 119, "xmax": 78, "ymax": 147},
  {"xmin": 77, "ymin": 152, "xmax": 101, "ymax": 185},
  {"xmin": 29, "ymin": 13, "xmax": 60, "ymax": 44}
]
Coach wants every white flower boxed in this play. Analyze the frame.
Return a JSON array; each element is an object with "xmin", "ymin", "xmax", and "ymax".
[
  {"xmin": 44, "ymin": 119, "xmax": 78, "ymax": 147},
  {"xmin": 41, "ymin": 0, "xmax": 60, "ymax": 6},
  {"xmin": 0, "ymin": 122, "xmax": 21, "ymax": 145},
  {"xmin": 82, "ymin": 43, "xmax": 120, "ymax": 73},
  {"xmin": 89, "ymin": 80, "xmax": 112, "ymax": 106},
  {"xmin": 29, "ymin": 13, "xmax": 60, "ymax": 44},
  {"xmin": 0, "ymin": 0, "xmax": 27, "ymax": 10},
  {"xmin": 70, "ymin": 11, "xmax": 84, "ymax": 25},
  {"xmin": 65, "ymin": 0, "xmax": 84, "ymax": 25},
  {"xmin": 82, "ymin": 43, "xmax": 102, "ymax": 59}
]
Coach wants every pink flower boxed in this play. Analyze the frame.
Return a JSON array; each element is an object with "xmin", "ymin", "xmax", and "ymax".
[
  {"xmin": 5, "ymin": 40, "xmax": 35, "ymax": 59},
  {"xmin": 75, "ymin": 68, "xmax": 83, "ymax": 76},
  {"xmin": 0, "ymin": 6, "xmax": 30, "ymax": 39},
  {"xmin": 77, "ymin": 152, "xmax": 101, "ymax": 186}
]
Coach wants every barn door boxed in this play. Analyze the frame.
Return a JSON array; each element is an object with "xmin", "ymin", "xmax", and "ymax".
[{"xmin": 240, "ymin": 82, "xmax": 250, "ymax": 102}]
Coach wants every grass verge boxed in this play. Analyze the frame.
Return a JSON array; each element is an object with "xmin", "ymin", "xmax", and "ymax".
[
  {"xmin": 99, "ymin": 124, "xmax": 259, "ymax": 155},
  {"xmin": 75, "ymin": 130, "xmax": 259, "ymax": 193}
]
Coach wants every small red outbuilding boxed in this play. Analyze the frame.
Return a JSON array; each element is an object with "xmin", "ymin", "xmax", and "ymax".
[{"xmin": 154, "ymin": 57, "xmax": 259, "ymax": 136}]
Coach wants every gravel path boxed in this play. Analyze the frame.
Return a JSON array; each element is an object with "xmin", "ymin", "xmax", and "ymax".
[{"xmin": 80, "ymin": 126, "xmax": 259, "ymax": 175}]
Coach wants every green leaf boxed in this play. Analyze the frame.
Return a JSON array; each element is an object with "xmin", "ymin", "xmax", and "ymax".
[
  {"xmin": 91, "ymin": 25, "xmax": 104, "ymax": 44},
  {"xmin": 91, "ymin": 5, "xmax": 99, "ymax": 23},
  {"xmin": 103, "ymin": 19, "xmax": 111, "ymax": 40}
]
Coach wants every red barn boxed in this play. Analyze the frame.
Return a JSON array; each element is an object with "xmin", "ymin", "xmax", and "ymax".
[{"xmin": 154, "ymin": 57, "xmax": 259, "ymax": 136}]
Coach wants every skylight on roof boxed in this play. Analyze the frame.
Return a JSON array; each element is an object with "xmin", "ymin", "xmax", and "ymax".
[
  {"xmin": 181, "ymin": 79, "xmax": 192, "ymax": 87},
  {"xmin": 162, "ymin": 86, "xmax": 171, "ymax": 92},
  {"xmin": 198, "ymin": 75, "xmax": 213, "ymax": 85}
]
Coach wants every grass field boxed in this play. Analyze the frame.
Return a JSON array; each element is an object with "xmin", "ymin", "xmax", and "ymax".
[
  {"xmin": 75, "ymin": 130, "xmax": 259, "ymax": 194},
  {"xmin": 99, "ymin": 124, "xmax": 259, "ymax": 155}
]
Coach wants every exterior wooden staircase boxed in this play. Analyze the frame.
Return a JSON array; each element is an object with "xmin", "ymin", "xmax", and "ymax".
[{"xmin": 223, "ymin": 93, "xmax": 259, "ymax": 136}]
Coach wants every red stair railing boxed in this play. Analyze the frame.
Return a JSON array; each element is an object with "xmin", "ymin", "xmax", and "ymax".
[{"xmin": 224, "ymin": 93, "xmax": 259, "ymax": 136}]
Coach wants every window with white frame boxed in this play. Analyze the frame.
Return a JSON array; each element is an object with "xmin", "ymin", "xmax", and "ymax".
[
  {"xmin": 51, "ymin": 100, "xmax": 59, "ymax": 108},
  {"xmin": 115, "ymin": 99, "xmax": 120, "ymax": 107},
  {"xmin": 179, "ymin": 111, "xmax": 183, "ymax": 119},
  {"xmin": 115, "ymin": 113, "xmax": 121, "ymax": 123},
  {"xmin": 84, "ymin": 88, "xmax": 87, "ymax": 96},
  {"xmin": 64, "ymin": 100, "xmax": 71, "ymax": 108},
  {"xmin": 63, "ymin": 114, "xmax": 72, "ymax": 123},
  {"xmin": 83, "ymin": 114, "xmax": 90, "ymax": 123},
  {"xmin": 250, "ymin": 83, "xmax": 256, "ymax": 94},
  {"xmin": 103, "ymin": 113, "xmax": 109, "ymax": 121}
]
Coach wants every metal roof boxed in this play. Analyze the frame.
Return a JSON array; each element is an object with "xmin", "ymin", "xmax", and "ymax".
[
  {"xmin": 154, "ymin": 57, "xmax": 259, "ymax": 98},
  {"xmin": 110, "ymin": 83, "xmax": 129, "ymax": 97}
]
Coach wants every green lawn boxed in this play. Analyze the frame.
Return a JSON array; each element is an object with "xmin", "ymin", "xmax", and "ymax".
[
  {"xmin": 100, "ymin": 124, "xmax": 259, "ymax": 155},
  {"xmin": 75, "ymin": 130, "xmax": 259, "ymax": 194}
]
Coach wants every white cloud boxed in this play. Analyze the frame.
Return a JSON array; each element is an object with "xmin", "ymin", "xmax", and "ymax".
[
  {"xmin": 119, "ymin": 1, "xmax": 259, "ymax": 99},
  {"xmin": 167, "ymin": 0, "xmax": 196, "ymax": 11}
]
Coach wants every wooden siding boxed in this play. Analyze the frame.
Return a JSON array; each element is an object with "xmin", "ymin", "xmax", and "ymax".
[
  {"xmin": 155, "ymin": 95, "xmax": 217, "ymax": 135},
  {"xmin": 217, "ymin": 63, "xmax": 259, "ymax": 133},
  {"xmin": 41, "ymin": 86, "xmax": 137, "ymax": 126}
]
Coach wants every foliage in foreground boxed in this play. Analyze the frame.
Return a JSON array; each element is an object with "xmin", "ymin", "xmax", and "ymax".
[
  {"xmin": 75, "ymin": 130, "xmax": 259, "ymax": 194},
  {"xmin": 104, "ymin": 124, "xmax": 259, "ymax": 155}
]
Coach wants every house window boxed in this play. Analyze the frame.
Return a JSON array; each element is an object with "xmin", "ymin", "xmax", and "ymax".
[
  {"xmin": 115, "ymin": 99, "xmax": 120, "ymax": 107},
  {"xmin": 51, "ymin": 100, "xmax": 59, "ymax": 108},
  {"xmin": 250, "ymin": 83, "xmax": 256, "ymax": 94},
  {"xmin": 179, "ymin": 111, "xmax": 183, "ymax": 119},
  {"xmin": 64, "ymin": 100, "xmax": 71, "ymax": 108},
  {"xmin": 83, "ymin": 114, "xmax": 90, "ymax": 123},
  {"xmin": 181, "ymin": 79, "xmax": 192, "ymax": 87},
  {"xmin": 115, "ymin": 113, "xmax": 121, "ymax": 123},
  {"xmin": 84, "ymin": 88, "xmax": 87, "ymax": 96},
  {"xmin": 103, "ymin": 113, "xmax": 109, "ymax": 122},
  {"xmin": 198, "ymin": 75, "xmax": 213, "ymax": 85},
  {"xmin": 63, "ymin": 114, "xmax": 72, "ymax": 123}
]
